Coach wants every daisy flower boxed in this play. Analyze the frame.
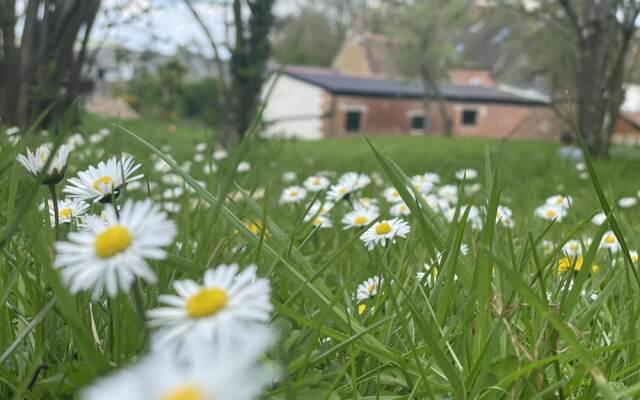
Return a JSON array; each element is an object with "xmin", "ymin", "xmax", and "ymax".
[
  {"xmin": 279, "ymin": 186, "xmax": 307, "ymax": 204},
  {"xmin": 356, "ymin": 276, "xmax": 382, "ymax": 301},
  {"xmin": 213, "ymin": 149, "xmax": 228, "ymax": 160},
  {"xmin": 630, "ymin": 250, "xmax": 639, "ymax": 264},
  {"xmin": 496, "ymin": 205, "xmax": 514, "ymax": 228},
  {"xmin": 311, "ymin": 215, "xmax": 333, "ymax": 229},
  {"xmin": 54, "ymin": 200, "xmax": 176, "ymax": 298},
  {"xmin": 353, "ymin": 197, "xmax": 379, "ymax": 213},
  {"xmin": 304, "ymin": 175, "xmax": 331, "ymax": 192},
  {"xmin": 455, "ymin": 168, "xmax": 478, "ymax": 180},
  {"xmin": 545, "ymin": 195, "xmax": 572, "ymax": 210},
  {"xmin": 154, "ymin": 159, "xmax": 172, "ymax": 173},
  {"xmin": 360, "ymin": 218, "xmax": 410, "ymax": 250},
  {"xmin": 195, "ymin": 142, "xmax": 207, "ymax": 152},
  {"xmin": 237, "ymin": 162, "xmax": 251, "ymax": 173},
  {"xmin": 64, "ymin": 155, "xmax": 143, "ymax": 203},
  {"xmin": 383, "ymin": 187, "xmax": 403, "ymax": 203},
  {"xmin": 390, "ymin": 201, "xmax": 410, "ymax": 217},
  {"xmin": 203, "ymin": 163, "xmax": 217, "ymax": 175},
  {"xmin": 342, "ymin": 208, "xmax": 379, "ymax": 229},
  {"xmin": 541, "ymin": 240, "xmax": 555, "ymax": 253},
  {"xmin": 600, "ymin": 231, "xmax": 620, "ymax": 253},
  {"xmin": 534, "ymin": 204, "xmax": 567, "ymax": 221},
  {"xmin": 618, "ymin": 197, "xmax": 637, "ymax": 208},
  {"xmin": 338, "ymin": 172, "xmax": 371, "ymax": 191},
  {"xmin": 416, "ymin": 265, "xmax": 438, "ymax": 286},
  {"xmin": 444, "ymin": 205, "xmax": 482, "ymax": 230},
  {"xmin": 193, "ymin": 153, "xmax": 205, "ymax": 163},
  {"xmin": 326, "ymin": 183, "xmax": 351, "ymax": 202},
  {"xmin": 423, "ymin": 172, "xmax": 440, "ymax": 185},
  {"xmin": 5, "ymin": 126, "xmax": 19, "ymax": 136},
  {"xmin": 410, "ymin": 175, "xmax": 434, "ymax": 194},
  {"xmin": 17, "ymin": 143, "xmax": 70, "ymax": 184},
  {"xmin": 438, "ymin": 185, "xmax": 458, "ymax": 204},
  {"xmin": 147, "ymin": 264, "xmax": 272, "ymax": 346},
  {"xmin": 562, "ymin": 239, "xmax": 582, "ymax": 257},
  {"xmin": 48, "ymin": 198, "xmax": 89, "ymax": 224},
  {"xmin": 591, "ymin": 212, "xmax": 607, "ymax": 226},
  {"xmin": 162, "ymin": 174, "xmax": 184, "ymax": 186},
  {"xmin": 304, "ymin": 201, "xmax": 334, "ymax": 221},
  {"xmin": 82, "ymin": 328, "xmax": 274, "ymax": 400},
  {"xmin": 282, "ymin": 171, "xmax": 297, "ymax": 183},
  {"xmin": 466, "ymin": 183, "xmax": 482, "ymax": 195}
]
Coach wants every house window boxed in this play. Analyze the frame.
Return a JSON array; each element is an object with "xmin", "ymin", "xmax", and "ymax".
[
  {"xmin": 410, "ymin": 115, "xmax": 426, "ymax": 131},
  {"xmin": 461, "ymin": 109, "xmax": 478, "ymax": 126},
  {"xmin": 345, "ymin": 110, "xmax": 362, "ymax": 133}
]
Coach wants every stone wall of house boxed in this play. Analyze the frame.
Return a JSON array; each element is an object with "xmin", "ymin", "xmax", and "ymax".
[{"xmin": 323, "ymin": 95, "xmax": 564, "ymax": 139}]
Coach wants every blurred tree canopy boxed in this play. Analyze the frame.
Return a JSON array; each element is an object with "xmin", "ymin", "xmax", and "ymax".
[
  {"xmin": 114, "ymin": 59, "xmax": 220, "ymax": 125},
  {"xmin": 272, "ymin": 8, "xmax": 344, "ymax": 67},
  {"xmin": 498, "ymin": 0, "xmax": 640, "ymax": 156}
]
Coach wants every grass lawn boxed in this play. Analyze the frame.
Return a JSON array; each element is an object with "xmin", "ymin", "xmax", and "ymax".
[
  {"xmin": 3, "ymin": 114, "xmax": 640, "ymax": 398},
  {"xmin": 82, "ymin": 114, "xmax": 640, "ymax": 228}
]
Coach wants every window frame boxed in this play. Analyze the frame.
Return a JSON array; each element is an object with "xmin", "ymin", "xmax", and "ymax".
[{"xmin": 461, "ymin": 109, "xmax": 478, "ymax": 126}]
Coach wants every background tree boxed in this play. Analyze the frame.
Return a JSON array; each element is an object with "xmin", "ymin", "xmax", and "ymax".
[
  {"xmin": 183, "ymin": 0, "xmax": 276, "ymax": 145},
  {"xmin": 499, "ymin": 0, "xmax": 640, "ymax": 156},
  {"xmin": 384, "ymin": 0, "xmax": 468, "ymax": 136},
  {"xmin": 272, "ymin": 7, "xmax": 345, "ymax": 67},
  {"xmin": 0, "ymin": 0, "xmax": 102, "ymax": 128}
]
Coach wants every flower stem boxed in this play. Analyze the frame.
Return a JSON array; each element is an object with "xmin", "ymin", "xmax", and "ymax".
[
  {"xmin": 131, "ymin": 279, "xmax": 147, "ymax": 338},
  {"xmin": 48, "ymin": 184, "xmax": 60, "ymax": 240}
]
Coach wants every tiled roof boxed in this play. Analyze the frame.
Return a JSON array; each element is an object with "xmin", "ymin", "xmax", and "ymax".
[{"xmin": 283, "ymin": 67, "xmax": 549, "ymax": 106}]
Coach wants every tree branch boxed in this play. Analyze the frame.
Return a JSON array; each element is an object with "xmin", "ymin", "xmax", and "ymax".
[{"xmin": 182, "ymin": 0, "xmax": 228, "ymax": 92}]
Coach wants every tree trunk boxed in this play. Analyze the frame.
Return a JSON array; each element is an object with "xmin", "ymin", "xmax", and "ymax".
[
  {"xmin": 575, "ymin": 37, "xmax": 606, "ymax": 156},
  {"xmin": 0, "ymin": 0, "xmax": 101, "ymax": 129}
]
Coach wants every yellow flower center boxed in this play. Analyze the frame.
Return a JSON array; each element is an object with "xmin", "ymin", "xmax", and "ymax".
[
  {"xmin": 338, "ymin": 187, "xmax": 347, "ymax": 194},
  {"xmin": 92, "ymin": 175, "xmax": 113, "ymax": 191},
  {"xmin": 290, "ymin": 190, "xmax": 298, "ymax": 197},
  {"xmin": 604, "ymin": 235, "xmax": 616, "ymax": 244},
  {"xmin": 163, "ymin": 384, "xmax": 205, "ymax": 400},
  {"xmin": 354, "ymin": 216, "xmax": 368, "ymax": 225},
  {"xmin": 59, "ymin": 207, "xmax": 72, "ymax": 219},
  {"xmin": 358, "ymin": 303, "xmax": 367, "ymax": 314},
  {"xmin": 375, "ymin": 222, "xmax": 392, "ymax": 235},
  {"xmin": 545, "ymin": 209, "xmax": 557, "ymax": 218},
  {"xmin": 367, "ymin": 283, "xmax": 377, "ymax": 294},
  {"xmin": 186, "ymin": 287, "xmax": 228, "ymax": 318},
  {"xmin": 94, "ymin": 225, "xmax": 133, "ymax": 258},
  {"xmin": 314, "ymin": 217, "xmax": 323, "ymax": 225}
]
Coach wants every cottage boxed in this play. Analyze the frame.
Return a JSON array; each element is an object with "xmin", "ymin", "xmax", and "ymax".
[{"xmin": 262, "ymin": 66, "xmax": 562, "ymax": 140}]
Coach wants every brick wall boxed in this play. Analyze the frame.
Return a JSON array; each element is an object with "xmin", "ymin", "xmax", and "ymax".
[{"xmin": 324, "ymin": 95, "xmax": 564, "ymax": 139}]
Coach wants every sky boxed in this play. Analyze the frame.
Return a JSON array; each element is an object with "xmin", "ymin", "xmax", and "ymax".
[{"xmin": 95, "ymin": 0, "xmax": 297, "ymax": 56}]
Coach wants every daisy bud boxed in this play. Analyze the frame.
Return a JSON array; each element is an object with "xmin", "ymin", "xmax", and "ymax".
[{"xmin": 16, "ymin": 143, "xmax": 70, "ymax": 185}]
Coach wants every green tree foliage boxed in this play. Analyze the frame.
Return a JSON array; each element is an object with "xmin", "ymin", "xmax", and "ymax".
[
  {"xmin": 384, "ymin": 0, "xmax": 469, "ymax": 135},
  {"xmin": 272, "ymin": 7, "xmax": 345, "ymax": 67},
  {"xmin": 114, "ymin": 59, "xmax": 220, "ymax": 125},
  {"xmin": 499, "ymin": 0, "xmax": 640, "ymax": 156}
]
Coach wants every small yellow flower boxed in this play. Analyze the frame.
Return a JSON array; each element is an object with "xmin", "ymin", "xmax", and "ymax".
[{"xmin": 557, "ymin": 256, "xmax": 584, "ymax": 273}]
